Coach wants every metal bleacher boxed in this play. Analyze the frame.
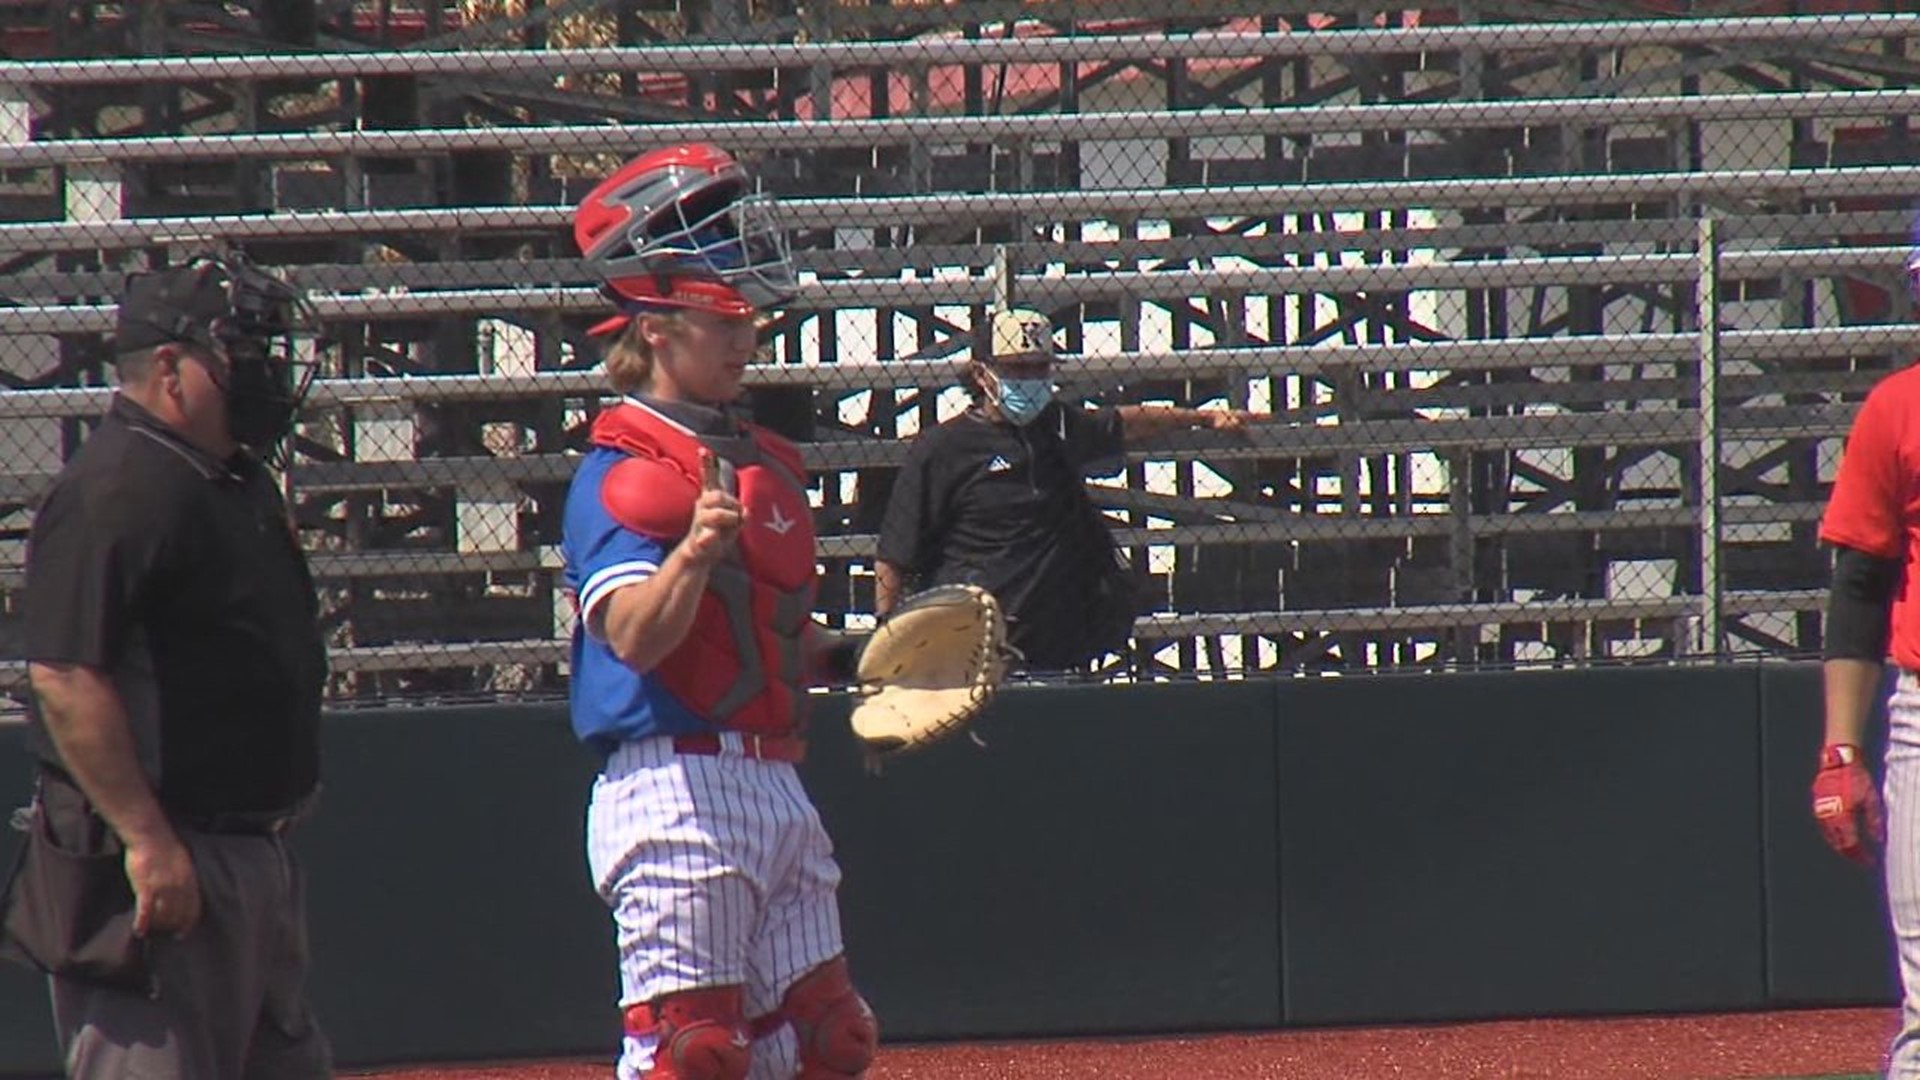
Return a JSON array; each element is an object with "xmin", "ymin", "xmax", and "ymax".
[{"xmin": 2, "ymin": 3, "xmax": 1919, "ymax": 707}]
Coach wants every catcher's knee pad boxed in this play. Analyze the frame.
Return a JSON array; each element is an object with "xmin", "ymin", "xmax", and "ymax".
[
  {"xmin": 627, "ymin": 987, "xmax": 752, "ymax": 1080},
  {"xmin": 781, "ymin": 957, "xmax": 878, "ymax": 1078}
]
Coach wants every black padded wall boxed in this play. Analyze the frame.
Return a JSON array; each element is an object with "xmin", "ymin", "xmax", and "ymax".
[
  {"xmin": 299, "ymin": 705, "xmax": 617, "ymax": 1067},
  {"xmin": 0, "ymin": 725, "xmax": 57, "ymax": 1078},
  {"xmin": 1759, "ymin": 663, "xmax": 1901, "ymax": 1004},
  {"xmin": 1276, "ymin": 666, "xmax": 1769, "ymax": 1024},
  {"xmin": 803, "ymin": 681, "xmax": 1283, "ymax": 1040}
]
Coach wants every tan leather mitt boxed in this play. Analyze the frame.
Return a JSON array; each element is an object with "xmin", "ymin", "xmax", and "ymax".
[{"xmin": 848, "ymin": 584, "xmax": 1008, "ymax": 757}]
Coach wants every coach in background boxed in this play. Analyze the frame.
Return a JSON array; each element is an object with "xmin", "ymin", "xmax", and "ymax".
[
  {"xmin": 876, "ymin": 307, "xmax": 1273, "ymax": 672},
  {"xmin": 1810, "ymin": 224, "xmax": 1920, "ymax": 1080},
  {"xmin": 1, "ymin": 256, "xmax": 331, "ymax": 1079}
]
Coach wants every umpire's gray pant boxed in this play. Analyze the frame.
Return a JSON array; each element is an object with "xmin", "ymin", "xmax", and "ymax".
[{"xmin": 48, "ymin": 823, "xmax": 331, "ymax": 1080}]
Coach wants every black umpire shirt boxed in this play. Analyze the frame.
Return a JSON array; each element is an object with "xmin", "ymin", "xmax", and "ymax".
[
  {"xmin": 22, "ymin": 395, "xmax": 325, "ymax": 817},
  {"xmin": 878, "ymin": 401, "xmax": 1126, "ymax": 669}
]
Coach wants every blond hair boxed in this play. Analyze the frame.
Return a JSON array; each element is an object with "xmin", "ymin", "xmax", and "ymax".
[{"xmin": 602, "ymin": 311, "xmax": 680, "ymax": 394}]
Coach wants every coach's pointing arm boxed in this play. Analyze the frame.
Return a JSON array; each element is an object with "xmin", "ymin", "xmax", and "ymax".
[{"xmin": 1115, "ymin": 404, "xmax": 1269, "ymax": 440}]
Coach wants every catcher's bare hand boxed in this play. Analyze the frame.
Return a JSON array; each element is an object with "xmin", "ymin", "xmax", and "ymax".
[
  {"xmin": 682, "ymin": 451, "xmax": 743, "ymax": 566},
  {"xmin": 126, "ymin": 829, "xmax": 201, "ymax": 937}
]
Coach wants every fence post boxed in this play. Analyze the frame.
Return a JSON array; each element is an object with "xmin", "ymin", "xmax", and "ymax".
[
  {"xmin": 991, "ymin": 243, "xmax": 1013, "ymax": 312},
  {"xmin": 1696, "ymin": 214, "xmax": 1724, "ymax": 656}
]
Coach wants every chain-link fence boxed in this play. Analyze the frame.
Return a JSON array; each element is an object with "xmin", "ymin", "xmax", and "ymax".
[{"xmin": 3, "ymin": 3, "xmax": 1918, "ymax": 709}]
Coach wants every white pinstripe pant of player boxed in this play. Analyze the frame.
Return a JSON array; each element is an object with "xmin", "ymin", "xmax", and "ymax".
[
  {"xmin": 587, "ymin": 734, "xmax": 847, "ymax": 1080},
  {"xmin": 1887, "ymin": 673, "xmax": 1920, "ymax": 1078}
]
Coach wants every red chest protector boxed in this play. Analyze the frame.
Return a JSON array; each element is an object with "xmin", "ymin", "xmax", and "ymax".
[{"xmin": 591, "ymin": 401, "xmax": 816, "ymax": 735}]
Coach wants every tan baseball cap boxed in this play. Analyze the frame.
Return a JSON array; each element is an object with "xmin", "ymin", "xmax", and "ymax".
[{"xmin": 989, "ymin": 307, "xmax": 1055, "ymax": 362}]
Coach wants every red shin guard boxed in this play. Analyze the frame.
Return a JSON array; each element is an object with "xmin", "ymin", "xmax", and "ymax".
[
  {"xmin": 780, "ymin": 958, "xmax": 878, "ymax": 1078},
  {"xmin": 625, "ymin": 987, "xmax": 752, "ymax": 1080}
]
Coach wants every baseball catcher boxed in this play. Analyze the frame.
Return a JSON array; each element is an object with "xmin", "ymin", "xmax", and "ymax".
[
  {"xmin": 847, "ymin": 584, "xmax": 1008, "ymax": 757},
  {"xmin": 562, "ymin": 144, "xmax": 880, "ymax": 1080}
]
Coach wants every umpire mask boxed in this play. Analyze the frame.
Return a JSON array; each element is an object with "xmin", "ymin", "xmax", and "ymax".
[{"xmin": 117, "ymin": 254, "xmax": 321, "ymax": 466}]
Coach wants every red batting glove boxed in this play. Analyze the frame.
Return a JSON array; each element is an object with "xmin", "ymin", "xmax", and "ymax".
[{"xmin": 1811, "ymin": 743, "xmax": 1886, "ymax": 867}]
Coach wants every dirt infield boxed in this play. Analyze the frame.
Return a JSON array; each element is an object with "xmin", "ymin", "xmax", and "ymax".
[{"xmin": 352, "ymin": 1006, "xmax": 1897, "ymax": 1079}]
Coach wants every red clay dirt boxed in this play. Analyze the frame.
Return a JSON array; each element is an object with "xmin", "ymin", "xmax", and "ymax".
[{"xmin": 353, "ymin": 1006, "xmax": 1896, "ymax": 1079}]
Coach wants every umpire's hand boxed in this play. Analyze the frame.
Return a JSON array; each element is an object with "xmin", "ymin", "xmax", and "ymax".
[
  {"xmin": 1812, "ymin": 742, "xmax": 1886, "ymax": 867},
  {"xmin": 126, "ymin": 828, "xmax": 202, "ymax": 937}
]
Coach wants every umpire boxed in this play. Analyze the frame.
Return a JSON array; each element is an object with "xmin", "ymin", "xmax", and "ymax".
[{"xmin": 1, "ymin": 255, "xmax": 332, "ymax": 1078}]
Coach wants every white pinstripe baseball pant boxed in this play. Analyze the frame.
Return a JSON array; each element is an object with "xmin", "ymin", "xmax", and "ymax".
[
  {"xmin": 1885, "ymin": 672, "xmax": 1920, "ymax": 1078},
  {"xmin": 586, "ymin": 735, "xmax": 847, "ymax": 1080}
]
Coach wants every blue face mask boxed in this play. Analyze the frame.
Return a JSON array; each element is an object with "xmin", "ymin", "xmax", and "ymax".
[{"xmin": 993, "ymin": 376, "xmax": 1054, "ymax": 426}]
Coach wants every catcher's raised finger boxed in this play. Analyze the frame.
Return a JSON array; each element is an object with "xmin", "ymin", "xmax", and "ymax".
[{"xmin": 698, "ymin": 449, "xmax": 739, "ymax": 496}]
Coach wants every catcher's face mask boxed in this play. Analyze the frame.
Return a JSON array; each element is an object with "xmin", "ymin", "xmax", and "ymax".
[
  {"xmin": 576, "ymin": 143, "xmax": 796, "ymax": 337},
  {"xmin": 117, "ymin": 254, "xmax": 322, "ymax": 466}
]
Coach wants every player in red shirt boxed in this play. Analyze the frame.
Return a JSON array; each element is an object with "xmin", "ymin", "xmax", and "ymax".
[{"xmin": 1813, "ymin": 216, "xmax": 1920, "ymax": 1077}]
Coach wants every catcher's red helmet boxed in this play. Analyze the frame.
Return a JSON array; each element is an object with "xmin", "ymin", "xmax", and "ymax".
[{"xmin": 574, "ymin": 143, "xmax": 795, "ymax": 334}]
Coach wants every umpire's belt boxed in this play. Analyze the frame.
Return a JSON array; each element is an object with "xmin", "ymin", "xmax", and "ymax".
[
  {"xmin": 176, "ymin": 810, "xmax": 296, "ymax": 837},
  {"xmin": 173, "ymin": 790, "xmax": 318, "ymax": 837},
  {"xmin": 671, "ymin": 731, "xmax": 806, "ymax": 764}
]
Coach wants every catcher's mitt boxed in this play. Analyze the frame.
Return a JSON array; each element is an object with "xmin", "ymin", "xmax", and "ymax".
[{"xmin": 849, "ymin": 584, "xmax": 1008, "ymax": 757}]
